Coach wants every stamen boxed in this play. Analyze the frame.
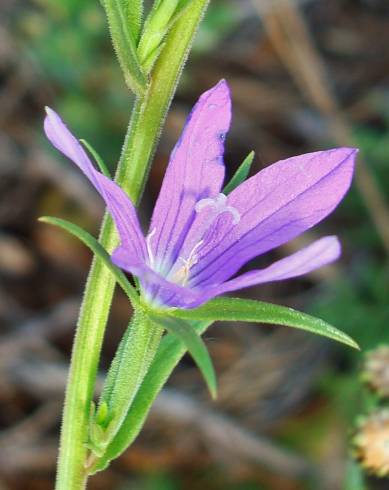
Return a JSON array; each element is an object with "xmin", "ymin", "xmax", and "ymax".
[
  {"xmin": 195, "ymin": 193, "xmax": 240, "ymax": 224},
  {"xmin": 171, "ymin": 240, "xmax": 204, "ymax": 286},
  {"xmin": 146, "ymin": 228, "xmax": 156, "ymax": 268}
]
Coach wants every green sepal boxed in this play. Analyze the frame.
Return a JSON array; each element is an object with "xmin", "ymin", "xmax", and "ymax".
[
  {"xmin": 102, "ymin": 0, "xmax": 148, "ymax": 95},
  {"xmin": 223, "ymin": 151, "xmax": 254, "ymax": 194},
  {"xmin": 38, "ymin": 217, "xmax": 138, "ymax": 305},
  {"xmin": 150, "ymin": 314, "xmax": 217, "ymax": 398},
  {"xmin": 80, "ymin": 139, "xmax": 112, "ymax": 178},
  {"xmin": 169, "ymin": 297, "xmax": 360, "ymax": 350}
]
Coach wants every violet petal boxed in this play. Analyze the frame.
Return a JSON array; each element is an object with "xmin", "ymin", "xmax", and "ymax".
[
  {"xmin": 189, "ymin": 148, "xmax": 356, "ymax": 287},
  {"xmin": 111, "ymin": 245, "xmax": 203, "ymax": 307},
  {"xmin": 44, "ymin": 108, "xmax": 146, "ymax": 263},
  {"xmin": 149, "ymin": 80, "xmax": 231, "ymax": 273},
  {"xmin": 198, "ymin": 236, "xmax": 341, "ymax": 303}
]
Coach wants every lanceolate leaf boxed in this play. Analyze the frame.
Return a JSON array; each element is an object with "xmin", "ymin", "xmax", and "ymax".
[
  {"xmin": 169, "ymin": 0, "xmax": 196, "ymax": 27},
  {"xmin": 150, "ymin": 314, "xmax": 217, "ymax": 398},
  {"xmin": 125, "ymin": 0, "xmax": 143, "ymax": 44},
  {"xmin": 137, "ymin": 0, "xmax": 179, "ymax": 67},
  {"xmin": 89, "ymin": 309, "xmax": 163, "ymax": 454},
  {"xmin": 169, "ymin": 297, "xmax": 360, "ymax": 350},
  {"xmin": 88, "ymin": 319, "xmax": 212, "ymax": 475},
  {"xmin": 223, "ymin": 150, "xmax": 254, "ymax": 195},
  {"xmin": 39, "ymin": 217, "xmax": 138, "ymax": 304},
  {"xmin": 80, "ymin": 139, "xmax": 112, "ymax": 178},
  {"xmin": 102, "ymin": 0, "xmax": 147, "ymax": 95}
]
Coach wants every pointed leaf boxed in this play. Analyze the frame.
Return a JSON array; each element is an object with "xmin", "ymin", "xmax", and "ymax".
[
  {"xmin": 169, "ymin": 297, "xmax": 359, "ymax": 350},
  {"xmin": 39, "ymin": 217, "xmax": 138, "ymax": 304},
  {"xmin": 142, "ymin": 42, "xmax": 165, "ymax": 74},
  {"xmin": 102, "ymin": 0, "xmax": 147, "ymax": 95},
  {"xmin": 137, "ymin": 0, "xmax": 179, "ymax": 66},
  {"xmin": 168, "ymin": 0, "xmax": 195, "ymax": 27},
  {"xmin": 88, "ymin": 319, "xmax": 212, "ymax": 475},
  {"xmin": 223, "ymin": 151, "xmax": 254, "ymax": 194},
  {"xmin": 125, "ymin": 0, "xmax": 143, "ymax": 43},
  {"xmin": 80, "ymin": 139, "xmax": 112, "ymax": 178},
  {"xmin": 90, "ymin": 309, "xmax": 163, "ymax": 453},
  {"xmin": 150, "ymin": 314, "xmax": 217, "ymax": 398}
]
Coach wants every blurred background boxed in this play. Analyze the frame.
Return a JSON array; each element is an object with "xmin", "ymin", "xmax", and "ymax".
[{"xmin": 1, "ymin": 0, "xmax": 389, "ymax": 489}]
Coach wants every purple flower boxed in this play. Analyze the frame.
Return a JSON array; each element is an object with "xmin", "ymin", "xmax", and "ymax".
[{"xmin": 44, "ymin": 80, "xmax": 357, "ymax": 309}]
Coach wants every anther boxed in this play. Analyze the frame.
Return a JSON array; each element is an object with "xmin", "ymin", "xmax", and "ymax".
[{"xmin": 195, "ymin": 193, "xmax": 240, "ymax": 224}]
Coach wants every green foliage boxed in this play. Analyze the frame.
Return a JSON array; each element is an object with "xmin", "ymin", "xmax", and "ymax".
[
  {"xmin": 137, "ymin": 0, "xmax": 179, "ymax": 68},
  {"xmin": 80, "ymin": 139, "xmax": 112, "ymax": 178},
  {"xmin": 150, "ymin": 314, "xmax": 217, "ymax": 398},
  {"xmin": 124, "ymin": 0, "xmax": 144, "ymax": 43},
  {"xmin": 310, "ymin": 262, "xmax": 389, "ymax": 354},
  {"xmin": 343, "ymin": 459, "xmax": 367, "ymax": 490},
  {"xmin": 88, "ymin": 319, "xmax": 212, "ymax": 474},
  {"xmin": 223, "ymin": 150, "xmax": 255, "ymax": 194},
  {"xmin": 38, "ymin": 216, "xmax": 138, "ymax": 304},
  {"xmin": 169, "ymin": 297, "xmax": 359, "ymax": 350},
  {"xmin": 101, "ymin": 0, "xmax": 148, "ymax": 95},
  {"xmin": 89, "ymin": 308, "xmax": 163, "ymax": 455}
]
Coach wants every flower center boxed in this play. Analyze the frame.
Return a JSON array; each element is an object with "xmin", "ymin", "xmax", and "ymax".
[
  {"xmin": 170, "ymin": 240, "xmax": 204, "ymax": 286},
  {"xmin": 169, "ymin": 193, "xmax": 240, "ymax": 286},
  {"xmin": 194, "ymin": 193, "xmax": 240, "ymax": 224}
]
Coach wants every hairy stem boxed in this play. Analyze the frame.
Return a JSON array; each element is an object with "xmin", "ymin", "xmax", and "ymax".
[{"xmin": 55, "ymin": 1, "xmax": 210, "ymax": 489}]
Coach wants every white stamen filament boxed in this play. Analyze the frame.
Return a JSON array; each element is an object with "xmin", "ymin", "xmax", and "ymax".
[
  {"xmin": 171, "ymin": 240, "xmax": 204, "ymax": 286},
  {"xmin": 170, "ymin": 195, "xmax": 240, "ymax": 286},
  {"xmin": 146, "ymin": 227, "xmax": 156, "ymax": 268}
]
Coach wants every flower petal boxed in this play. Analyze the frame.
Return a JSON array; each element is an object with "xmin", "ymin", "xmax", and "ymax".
[
  {"xmin": 44, "ymin": 107, "xmax": 146, "ymax": 262},
  {"xmin": 203, "ymin": 236, "xmax": 341, "ymax": 299},
  {"xmin": 189, "ymin": 148, "xmax": 356, "ymax": 287},
  {"xmin": 149, "ymin": 80, "xmax": 231, "ymax": 272},
  {"xmin": 111, "ymin": 246, "xmax": 202, "ymax": 308}
]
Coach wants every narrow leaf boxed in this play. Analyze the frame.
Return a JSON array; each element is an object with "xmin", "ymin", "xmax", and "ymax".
[
  {"xmin": 80, "ymin": 139, "xmax": 112, "ymax": 178},
  {"xmin": 137, "ymin": 0, "xmax": 179, "ymax": 67},
  {"xmin": 169, "ymin": 0, "xmax": 197, "ymax": 29},
  {"xmin": 223, "ymin": 151, "xmax": 254, "ymax": 194},
  {"xmin": 39, "ymin": 217, "xmax": 138, "ymax": 304},
  {"xmin": 88, "ymin": 319, "xmax": 212, "ymax": 474},
  {"xmin": 150, "ymin": 314, "xmax": 217, "ymax": 398},
  {"xmin": 102, "ymin": 0, "xmax": 147, "ymax": 95},
  {"xmin": 169, "ymin": 297, "xmax": 359, "ymax": 350},
  {"xmin": 142, "ymin": 42, "xmax": 165, "ymax": 74},
  {"xmin": 125, "ymin": 0, "xmax": 143, "ymax": 43},
  {"xmin": 90, "ymin": 309, "xmax": 163, "ymax": 453}
]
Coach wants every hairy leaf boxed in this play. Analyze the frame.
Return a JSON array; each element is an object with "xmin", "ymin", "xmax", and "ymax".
[
  {"xmin": 39, "ymin": 217, "xmax": 138, "ymax": 304},
  {"xmin": 169, "ymin": 297, "xmax": 359, "ymax": 349},
  {"xmin": 102, "ymin": 0, "xmax": 147, "ymax": 95},
  {"xmin": 88, "ymin": 319, "xmax": 211, "ymax": 474},
  {"xmin": 150, "ymin": 314, "xmax": 217, "ymax": 398}
]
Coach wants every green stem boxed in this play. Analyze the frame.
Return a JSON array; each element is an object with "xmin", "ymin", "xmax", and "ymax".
[{"xmin": 55, "ymin": 1, "xmax": 210, "ymax": 489}]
